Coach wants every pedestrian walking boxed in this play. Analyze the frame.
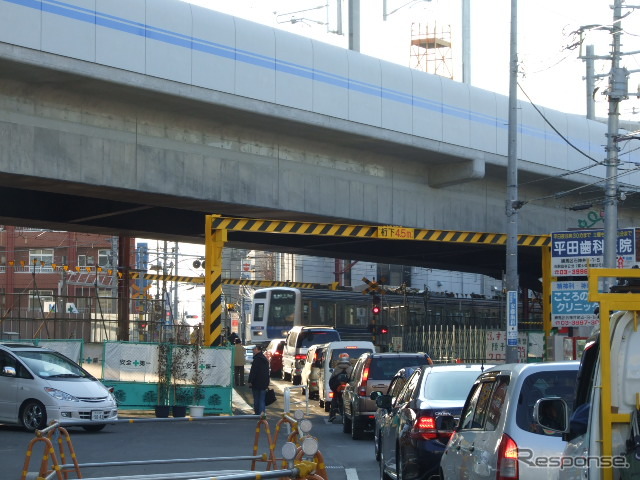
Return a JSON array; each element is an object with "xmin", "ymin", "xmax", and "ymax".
[
  {"xmin": 248, "ymin": 344, "xmax": 270, "ymax": 415},
  {"xmin": 233, "ymin": 338, "xmax": 246, "ymax": 386}
]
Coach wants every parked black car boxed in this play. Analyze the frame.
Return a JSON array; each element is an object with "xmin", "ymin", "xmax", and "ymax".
[{"xmin": 377, "ymin": 364, "xmax": 488, "ymax": 480}]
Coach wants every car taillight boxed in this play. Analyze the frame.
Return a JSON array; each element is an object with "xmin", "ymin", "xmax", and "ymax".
[
  {"xmin": 329, "ymin": 392, "xmax": 334, "ymax": 399},
  {"xmin": 410, "ymin": 416, "xmax": 437, "ymax": 440},
  {"xmin": 295, "ymin": 354, "xmax": 306, "ymax": 361},
  {"xmin": 358, "ymin": 360, "xmax": 371, "ymax": 396},
  {"xmin": 497, "ymin": 433, "xmax": 518, "ymax": 480},
  {"xmin": 273, "ymin": 352, "xmax": 281, "ymax": 356}
]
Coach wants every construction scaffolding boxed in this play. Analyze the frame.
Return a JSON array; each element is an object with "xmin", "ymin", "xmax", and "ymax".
[{"xmin": 410, "ymin": 22, "xmax": 453, "ymax": 79}]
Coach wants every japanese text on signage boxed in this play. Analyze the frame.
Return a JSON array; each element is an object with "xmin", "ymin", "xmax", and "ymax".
[{"xmin": 377, "ymin": 226, "xmax": 415, "ymax": 240}]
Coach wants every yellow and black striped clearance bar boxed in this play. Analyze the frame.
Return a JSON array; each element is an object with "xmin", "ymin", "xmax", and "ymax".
[{"xmin": 204, "ymin": 214, "xmax": 551, "ymax": 347}]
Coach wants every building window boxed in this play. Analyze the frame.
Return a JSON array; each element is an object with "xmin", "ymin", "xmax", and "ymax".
[
  {"xmin": 29, "ymin": 249, "xmax": 54, "ymax": 272},
  {"xmin": 78, "ymin": 255, "xmax": 87, "ymax": 267},
  {"xmin": 29, "ymin": 290, "xmax": 54, "ymax": 311},
  {"xmin": 98, "ymin": 249, "xmax": 111, "ymax": 267},
  {"xmin": 97, "ymin": 289, "xmax": 116, "ymax": 314}
]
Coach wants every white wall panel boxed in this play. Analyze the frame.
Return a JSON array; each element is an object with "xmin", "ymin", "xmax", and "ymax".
[
  {"xmin": 42, "ymin": 0, "xmax": 96, "ymax": 62},
  {"xmin": 519, "ymin": 101, "xmax": 547, "ymax": 165},
  {"xmin": 442, "ymin": 80, "xmax": 470, "ymax": 147},
  {"xmin": 380, "ymin": 60, "xmax": 412, "ymax": 134},
  {"xmin": 234, "ymin": 18, "xmax": 276, "ymax": 103},
  {"xmin": 191, "ymin": 6, "xmax": 236, "ymax": 94},
  {"xmin": 587, "ymin": 120, "xmax": 607, "ymax": 179},
  {"xmin": 469, "ymin": 89, "xmax": 499, "ymax": 154},
  {"xmin": 543, "ymin": 109, "xmax": 569, "ymax": 170},
  {"xmin": 347, "ymin": 52, "xmax": 381, "ymax": 127},
  {"xmin": 311, "ymin": 41, "xmax": 348, "ymax": 119},
  {"xmin": 0, "ymin": 0, "xmax": 41, "ymax": 49},
  {"xmin": 411, "ymin": 71, "xmax": 443, "ymax": 142},
  {"xmin": 96, "ymin": 0, "xmax": 145, "ymax": 73},
  {"xmin": 495, "ymin": 94, "xmax": 509, "ymax": 157},
  {"xmin": 145, "ymin": 0, "xmax": 191, "ymax": 84},
  {"xmin": 274, "ymin": 30, "xmax": 313, "ymax": 111},
  {"xmin": 565, "ymin": 115, "xmax": 593, "ymax": 172}
]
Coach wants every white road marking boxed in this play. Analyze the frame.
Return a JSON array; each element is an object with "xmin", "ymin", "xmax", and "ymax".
[{"xmin": 345, "ymin": 468, "xmax": 359, "ymax": 480}]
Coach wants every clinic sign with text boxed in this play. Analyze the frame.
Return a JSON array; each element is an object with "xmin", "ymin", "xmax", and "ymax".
[
  {"xmin": 551, "ymin": 229, "xmax": 635, "ymax": 327},
  {"xmin": 551, "ymin": 229, "xmax": 635, "ymax": 276},
  {"xmin": 551, "ymin": 281, "xmax": 599, "ymax": 327}
]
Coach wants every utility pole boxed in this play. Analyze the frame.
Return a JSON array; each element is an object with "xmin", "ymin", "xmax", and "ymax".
[
  {"xmin": 462, "ymin": 0, "xmax": 471, "ymax": 84},
  {"xmin": 603, "ymin": 0, "xmax": 624, "ymax": 272},
  {"xmin": 504, "ymin": 0, "xmax": 519, "ymax": 364},
  {"xmin": 585, "ymin": 45, "xmax": 595, "ymax": 120},
  {"xmin": 348, "ymin": 0, "xmax": 360, "ymax": 51}
]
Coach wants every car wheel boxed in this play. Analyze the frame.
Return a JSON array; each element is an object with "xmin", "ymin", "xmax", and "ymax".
[
  {"xmin": 282, "ymin": 369, "xmax": 291, "ymax": 382},
  {"xmin": 351, "ymin": 413, "xmax": 363, "ymax": 440},
  {"xmin": 324, "ymin": 401, "xmax": 331, "ymax": 412},
  {"xmin": 375, "ymin": 430, "xmax": 381, "ymax": 461},
  {"xmin": 21, "ymin": 400, "xmax": 47, "ymax": 432},
  {"xmin": 82, "ymin": 424, "xmax": 106, "ymax": 432},
  {"xmin": 439, "ymin": 467, "xmax": 445, "ymax": 480},
  {"xmin": 292, "ymin": 375, "xmax": 301, "ymax": 386},
  {"xmin": 342, "ymin": 411, "xmax": 352, "ymax": 434}
]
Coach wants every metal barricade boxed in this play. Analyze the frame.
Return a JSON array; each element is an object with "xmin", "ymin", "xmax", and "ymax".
[{"xmin": 21, "ymin": 411, "xmax": 327, "ymax": 480}]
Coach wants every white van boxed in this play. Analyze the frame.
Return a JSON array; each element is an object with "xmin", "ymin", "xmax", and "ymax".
[
  {"xmin": 281, "ymin": 326, "xmax": 341, "ymax": 385},
  {"xmin": 535, "ymin": 269, "xmax": 640, "ymax": 480},
  {"xmin": 300, "ymin": 343, "xmax": 330, "ymax": 400},
  {"xmin": 0, "ymin": 343, "xmax": 118, "ymax": 432},
  {"xmin": 537, "ymin": 310, "xmax": 640, "ymax": 480},
  {"xmin": 317, "ymin": 341, "xmax": 376, "ymax": 412}
]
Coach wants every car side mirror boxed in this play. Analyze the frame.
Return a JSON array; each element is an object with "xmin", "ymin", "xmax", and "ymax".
[
  {"xmin": 375, "ymin": 394, "xmax": 392, "ymax": 410},
  {"xmin": 370, "ymin": 391, "xmax": 382, "ymax": 401},
  {"xmin": 2, "ymin": 366, "xmax": 16, "ymax": 377},
  {"xmin": 533, "ymin": 398, "xmax": 569, "ymax": 433}
]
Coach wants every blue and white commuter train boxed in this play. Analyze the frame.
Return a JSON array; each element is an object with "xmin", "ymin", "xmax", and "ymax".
[{"xmin": 249, "ymin": 286, "xmax": 514, "ymax": 345}]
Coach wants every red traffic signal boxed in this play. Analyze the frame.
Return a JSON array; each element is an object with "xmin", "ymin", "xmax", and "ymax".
[
  {"xmin": 379, "ymin": 325, "xmax": 389, "ymax": 334},
  {"xmin": 372, "ymin": 294, "xmax": 381, "ymax": 315}
]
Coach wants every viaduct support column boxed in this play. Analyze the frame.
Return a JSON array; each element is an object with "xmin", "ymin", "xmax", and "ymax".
[{"xmin": 205, "ymin": 215, "xmax": 226, "ymax": 347}]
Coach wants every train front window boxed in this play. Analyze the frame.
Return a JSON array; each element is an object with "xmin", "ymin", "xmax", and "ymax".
[
  {"xmin": 269, "ymin": 291, "xmax": 296, "ymax": 328},
  {"xmin": 253, "ymin": 303, "xmax": 265, "ymax": 322}
]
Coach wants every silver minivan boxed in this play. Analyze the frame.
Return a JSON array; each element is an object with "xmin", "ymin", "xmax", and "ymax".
[{"xmin": 440, "ymin": 361, "xmax": 579, "ymax": 480}]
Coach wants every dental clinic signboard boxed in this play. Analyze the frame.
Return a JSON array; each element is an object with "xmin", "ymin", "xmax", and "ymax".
[
  {"xmin": 551, "ymin": 229, "xmax": 635, "ymax": 276},
  {"xmin": 551, "ymin": 228, "xmax": 636, "ymax": 327}
]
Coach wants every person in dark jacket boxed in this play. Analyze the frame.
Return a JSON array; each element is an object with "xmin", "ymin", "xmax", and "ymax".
[{"xmin": 248, "ymin": 344, "xmax": 270, "ymax": 415}]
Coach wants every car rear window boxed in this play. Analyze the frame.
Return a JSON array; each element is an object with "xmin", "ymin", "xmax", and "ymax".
[
  {"xmin": 297, "ymin": 330, "xmax": 340, "ymax": 348},
  {"xmin": 330, "ymin": 348, "xmax": 373, "ymax": 368},
  {"xmin": 423, "ymin": 370, "xmax": 482, "ymax": 400},
  {"xmin": 369, "ymin": 356, "xmax": 428, "ymax": 379},
  {"xmin": 515, "ymin": 369, "xmax": 577, "ymax": 436}
]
